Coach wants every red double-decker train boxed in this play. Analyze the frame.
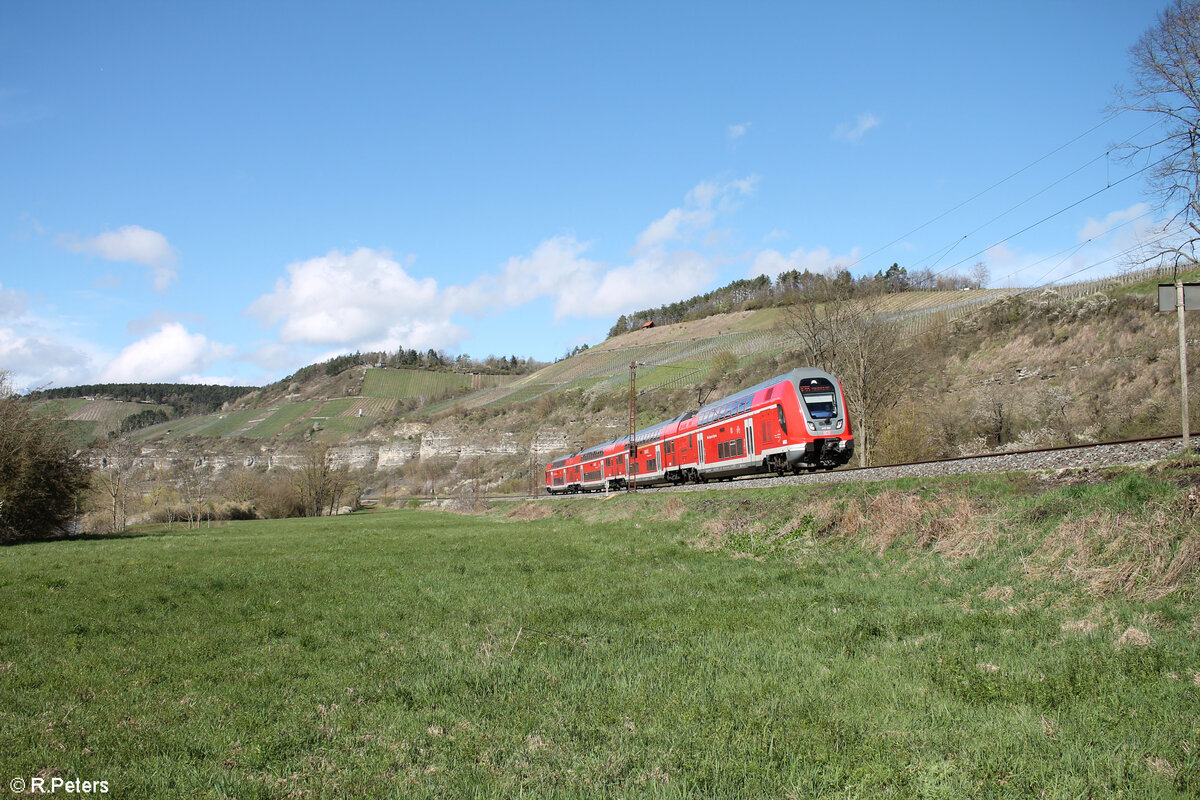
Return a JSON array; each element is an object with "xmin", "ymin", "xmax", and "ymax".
[{"xmin": 545, "ymin": 367, "xmax": 854, "ymax": 493}]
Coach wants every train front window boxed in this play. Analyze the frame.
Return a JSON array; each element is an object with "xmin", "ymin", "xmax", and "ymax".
[
  {"xmin": 803, "ymin": 393, "xmax": 836, "ymax": 419},
  {"xmin": 799, "ymin": 378, "xmax": 838, "ymax": 420}
]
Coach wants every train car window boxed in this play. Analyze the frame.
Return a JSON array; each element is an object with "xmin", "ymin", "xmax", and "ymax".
[
  {"xmin": 716, "ymin": 439, "xmax": 744, "ymax": 460},
  {"xmin": 777, "ymin": 405, "xmax": 788, "ymax": 435}
]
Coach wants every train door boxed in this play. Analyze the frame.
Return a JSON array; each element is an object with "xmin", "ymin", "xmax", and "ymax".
[
  {"xmin": 747, "ymin": 424, "xmax": 754, "ymax": 456},
  {"xmin": 697, "ymin": 433, "xmax": 704, "ymax": 464}
]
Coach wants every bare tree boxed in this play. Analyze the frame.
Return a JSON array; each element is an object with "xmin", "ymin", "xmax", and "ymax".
[
  {"xmin": 779, "ymin": 289, "xmax": 913, "ymax": 466},
  {"xmin": 95, "ymin": 437, "xmax": 135, "ymax": 534},
  {"xmin": 296, "ymin": 441, "xmax": 346, "ymax": 517},
  {"xmin": 972, "ymin": 384, "xmax": 1014, "ymax": 450},
  {"xmin": 1116, "ymin": 0, "xmax": 1200, "ymax": 257},
  {"xmin": 174, "ymin": 460, "xmax": 209, "ymax": 529},
  {"xmin": 778, "ymin": 285, "xmax": 855, "ymax": 372},
  {"xmin": 969, "ymin": 261, "xmax": 990, "ymax": 289}
]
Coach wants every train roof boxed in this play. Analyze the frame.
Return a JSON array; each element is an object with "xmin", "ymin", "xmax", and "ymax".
[
  {"xmin": 697, "ymin": 366, "xmax": 835, "ymax": 416},
  {"xmin": 631, "ymin": 413, "xmax": 689, "ymax": 445}
]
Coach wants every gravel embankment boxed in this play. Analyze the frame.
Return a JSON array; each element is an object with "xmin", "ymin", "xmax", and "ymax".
[{"xmin": 648, "ymin": 437, "xmax": 1193, "ymax": 494}]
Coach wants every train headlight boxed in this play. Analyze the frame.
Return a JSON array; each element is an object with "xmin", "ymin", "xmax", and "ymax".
[
  {"xmin": 835, "ymin": 420, "xmax": 844, "ymax": 430},
  {"xmin": 806, "ymin": 422, "xmax": 816, "ymax": 432}
]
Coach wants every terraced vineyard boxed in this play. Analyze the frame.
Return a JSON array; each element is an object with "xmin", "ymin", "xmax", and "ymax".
[
  {"xmin": 361, "ymin": 368, "xmax": 510, "ymax": 400},
  {"xmin": 34, "ymin": 397, "xmax": 174, "ymax": 445},
  {"xmin": 241, "ymin": 402, "xmax": 318, "ymax": 438}
]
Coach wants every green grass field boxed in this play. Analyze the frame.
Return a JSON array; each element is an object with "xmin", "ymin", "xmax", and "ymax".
[{"xmin": 1, "ymin": 469, "xmax": 1197, "ymax": 798}]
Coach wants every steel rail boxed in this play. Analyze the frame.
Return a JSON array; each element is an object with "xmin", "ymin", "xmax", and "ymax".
[{"xmin": 411, "ymin": 432, "xmax": 1196, "ymax": 503}]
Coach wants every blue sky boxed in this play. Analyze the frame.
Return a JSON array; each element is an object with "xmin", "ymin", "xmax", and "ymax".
[{"xmin": 0, "ymin": 1, "xmax": 1174, "ymax": 391}]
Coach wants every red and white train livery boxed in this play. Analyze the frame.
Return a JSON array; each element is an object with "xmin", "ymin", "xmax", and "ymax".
[{"xmin": 545, "ymin": 367, "xmax": 854, "ymax": 493}]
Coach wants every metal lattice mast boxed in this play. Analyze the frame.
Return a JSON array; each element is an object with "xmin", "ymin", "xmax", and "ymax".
[{"xmin": 628, "ymin": 360, "xmax": 637, "ymax": 492}]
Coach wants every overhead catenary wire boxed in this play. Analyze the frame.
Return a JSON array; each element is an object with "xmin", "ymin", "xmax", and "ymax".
[
  {"xmin": 848, "ymin": 117, "xmax": 1165, "ymax": 286},
  {"xmin": 913, "ymin": 149, "xmax": 1174, "ymax": 285},
  {"xmin": 874, "ymin": 222, "xmax": 1189, "ymax": 347},
  {"xmin": 841, "ymin": 112, "xmax": 1139, "ymax": 274}
]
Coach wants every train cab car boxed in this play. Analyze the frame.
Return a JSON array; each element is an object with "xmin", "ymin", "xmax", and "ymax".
[
  {"xmin": 546, "ymin": 365, "xmax": 854, "ymax": 493},
  {"xmin": 682, "ymin": 366, "xmax": 854, "ymax": 482}
]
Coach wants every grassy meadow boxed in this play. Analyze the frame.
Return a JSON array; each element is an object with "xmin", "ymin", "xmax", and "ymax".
[{"xmin": 1, "ymin": 465, "xmax": 1198, "ymax": 798}]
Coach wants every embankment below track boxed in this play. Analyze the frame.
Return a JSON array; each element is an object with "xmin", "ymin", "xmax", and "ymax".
[{"xmin": 501, "ymin": 451, "xmax": 1200, "ymax": 603}]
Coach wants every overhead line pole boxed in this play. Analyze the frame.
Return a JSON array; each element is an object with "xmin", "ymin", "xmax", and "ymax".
[
  {"xmin": 628, "ymin": 361, "xmax": 639, "ymax": 493},
  {"xmin": 1178, "ymin": 279, "xmax": 1190, "ymax": 451}
]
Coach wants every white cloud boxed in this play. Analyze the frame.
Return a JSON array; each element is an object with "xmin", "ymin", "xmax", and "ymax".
[
  {"xmin": 0, "ymin": 326, "xmax": 98, "ymax": 392},
  {"xmin": 0, "ymin": 283, "xmax": 28, "ymax": 320},
  {"xmin": 61, "ymin": 225, "xmax": 179, "ymax": 292},
  {"xmin": 563, "ymin": 250, "xmax": 715, "ymax": 319},
  {"xmin": 445, "ymin": 237, "xmax": 714, "ymax": 322},
  {"xmin": 985, "ymin": 208, "xmax": 1174, "ymax": 289},
  {"xmin": 447, "ymin": 236, "xmax": 603, "ymax": 317},
  {"xmin": 634, "ymin": 207, "xmax": 715, "ymax": 254},
  {"xmin": 439, "ymin": 177, "xmax": 755, "ymax": 322},
  {"xmin": 126, "ymin": 309, "xmax": 205, "ymax": 338},
  {"xmin": 1078, "ymin": 203, "xmax": 1154, "ymax": 246},
  {"xmin": 833, "ymin": 112, "xmax": 880, "ymax": 143},
  {"xmin": 727, "ymin": 121, "xmax": 751, "ymax": 140},
  {"xmin": 633, "ymin": 177, "xmax": 757, "ymax": 254},
  {"xmin": 242, "ymin": 341, "xmax": 299, "ymax": 371},
  {"xmin": 962, "ymin": 202, "xmax": 1175, "ymax": 290},
  {"xmin": 247, "ymin": 247, "xmax": 468, "ymax": 353},
  {"xmin": 246, "ymin": 176, "xmax": 756, "ymax": 362},
  {"xmin": 750, "ymin": 245, "xmax": 862, "ymax": 279},
  {"xmin": 99, "ymin": 323, "xmax": 234, "ymax": 383}
]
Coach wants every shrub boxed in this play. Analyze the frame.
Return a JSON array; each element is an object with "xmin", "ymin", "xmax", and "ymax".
[{"xmin": 0, "ymin": 378, "xmax": 91, "ymax": 543}]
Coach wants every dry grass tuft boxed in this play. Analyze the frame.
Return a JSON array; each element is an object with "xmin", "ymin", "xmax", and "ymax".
[
  {"xmin": 928, "ymin": 496, "xmax": 996, "ymax": 561},
  {"xmin": 691, "ymin": 517, "xmax": 733, "ymax": 551},
  {"xmin": 863, "ymin": 491, "xmax": 924, "ymax": 553},
  {"xmin": 1061, "ymin": 619, "xmax": 1099, "ymax": 635},
  {"xmin": 981, "ymin": 585, "xmax": 1015, "ymax": 602},
  {"xmin": 1032, "ymin": 492, "xmax": 1200, "ymax": 599},
  {"xmin": 1116, "ymin": 627, "xmax": 1154, "ymax": 648},
  {"xmin": 656, "ymin": 496, "xmax": 687, "ymax": 522},
  {"xmin": 506, "ymin": 502, "xmax": 553, "ymax": 521},
  {"xmin": 845, "ymin": 491, "xmax": 996, "ymax": 560}
]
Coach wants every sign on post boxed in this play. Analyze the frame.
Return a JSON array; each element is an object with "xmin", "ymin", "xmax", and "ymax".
[
  {"xmin": 1157, "ymin": 283, "xmax": 1198, "ymax": 450},
  {"xmin": 1157, "ymin": 283, "xmax": 1200, "ymax": 311}
]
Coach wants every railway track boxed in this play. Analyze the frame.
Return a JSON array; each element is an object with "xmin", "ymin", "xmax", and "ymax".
[{"xmin": 461, "ymin": 434, "xmax": 1194, "ymax": 502}]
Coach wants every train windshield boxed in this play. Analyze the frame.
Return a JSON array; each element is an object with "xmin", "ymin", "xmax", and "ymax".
[{"xmin": 798, "ymin": 379, "xmax": 838, "ymax": 419}]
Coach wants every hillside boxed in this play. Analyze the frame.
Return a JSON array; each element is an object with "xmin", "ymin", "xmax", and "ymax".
[{"xmin": 49, "ymin": 262, "xmax": 1200, "ymax": 507}]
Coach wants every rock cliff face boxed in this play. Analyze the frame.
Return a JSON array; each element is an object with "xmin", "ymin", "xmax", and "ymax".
[{"xmin": 113, "ymin": 424, "xmax": 573, "ymax": 476}]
